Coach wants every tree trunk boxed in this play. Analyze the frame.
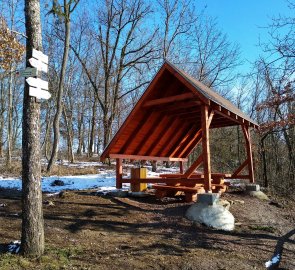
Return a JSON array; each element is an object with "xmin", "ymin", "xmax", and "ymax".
[
  {"xmin": 76, "ymin": 110, "xmax": 83, "ymax": 155},
  {"xmin": 62, "ymin": 106, "xmax": 74, "ymax": 163},
  {"xmin": 21, "ymin": 0, "xmax": 44, "ymax": 257},
  {"xmin": 0, "ymin": 79, "xmax": 5, "ymax": 158},
  {"xmin": 43, "ymin": 106, "xmax": 52, "ymax": 160},
  {"xmin": 88, "ymin": 98, "xmax": 96, "ymax": 157},
  {"xmin": 6, "ymin": 65, "xmax": 14, "ymax": 167},
  {"xmin": 47, "ymin": 7, "xmax": 71, "ymax": 172}
]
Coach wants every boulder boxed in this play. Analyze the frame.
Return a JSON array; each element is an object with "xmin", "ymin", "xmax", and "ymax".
[
  {"xmin": 186, "ymin": 203, "xmax": 235, "ymax": 231},
  {"xmin": 247, "ymin": 190, "xmax": 269, "ymax": 201},
  {"xmin": 51, "ymin": 179, "xmax": 65, "ymax": 186}
]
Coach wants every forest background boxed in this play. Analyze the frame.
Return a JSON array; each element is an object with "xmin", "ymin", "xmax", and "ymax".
[{"xmin": 0, "ymin": 0, "xmax": 294, "ymax": 195}]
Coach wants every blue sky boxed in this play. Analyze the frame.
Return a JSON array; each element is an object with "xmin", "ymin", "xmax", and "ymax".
[{"xmin": 195, "ymin": 0, "xmax": 292, "ymax": 73}]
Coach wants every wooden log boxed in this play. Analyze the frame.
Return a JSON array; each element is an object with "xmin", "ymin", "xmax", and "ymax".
[
  {"xmin": 201, "ymin": 105, "xmax": 212, "ymax": 192},
  {"xmin": 183, "ymin": 155, "xmax": 203, "ymax": 178},
  {"xmin": 242, "ymin": 126, "xmax": 255, "ymax": 183},
  {"xmin": 143, "ymin": 93, "xmax": 197, "ymax": 107},
  {"xmin": 232, "ymin": 158, "xmax": 249, "ymax": 177},
  {"xmin": 152, "ymin": 184, "xmax": 204, "ymax": 192}
]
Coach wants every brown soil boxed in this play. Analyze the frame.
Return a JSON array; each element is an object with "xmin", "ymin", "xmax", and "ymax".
[{"xmin": 0, "ymin": 188, "xmax": 294, "ymax": 270}]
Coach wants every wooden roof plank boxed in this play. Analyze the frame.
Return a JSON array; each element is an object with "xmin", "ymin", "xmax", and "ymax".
[
  {"xmin": 109, "ymin": 154, "xmax": 188, "ymax": 162},
  {"xmin": 144, "ymin": 92, "xmax": 197, "ymax": 107},
  {"xmin": 118, "ymin": 112, "xmax": 155, "ymax": 154},
  {"xmin": 144, "ymin": 117, "xmax": 177, "ymax": 156},
  {"xmin": 132, "ymin": 113, "xmax": 166, "ymax": 155},
  {"xmin": 169, "ymin": 125, "xmax": 199, "ymax": 157},
  {"xmin": 153, "ymin": 120, "xmax": 188, "ymax": 157}
]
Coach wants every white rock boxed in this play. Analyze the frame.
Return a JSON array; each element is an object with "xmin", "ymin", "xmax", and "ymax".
[
  {"xmin": 186, "ymin": 203, "xmax": 235, "ymax": 231},
  {"xmin": 248, "ymin": 190, "xmax": 269, "ymax": 201}
]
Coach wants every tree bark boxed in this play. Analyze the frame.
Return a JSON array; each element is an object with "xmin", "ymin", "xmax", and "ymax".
[
  {"xmin": 88, "ymin": 98, "xmax": 96, "ymax": 157},
  {"xmin": 0, "ymin": 79, "xmax": 4, "ymax": 158},
  {"xmin": 62, "ymin": 106, "xmax": 74, "ymax": 163},
  {"xmin": 21, "ymin": 0, "xmax": 44, "ymax": 257}
]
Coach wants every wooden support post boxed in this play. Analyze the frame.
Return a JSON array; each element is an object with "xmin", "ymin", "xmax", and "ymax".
[
  {"xmin": 232, "ymin": 158, "xmax": 249, "ymax": 177},
  {"xmin": 242, "ymin": 126, "xmax": 255, "ymax": 183},
  {"xmin": 184, "ymin": 155, "xmax": 203, "ymax": 178},
  {"xmin": 116, "ymin": 158, "xmax": 123, "ymax": 189},
  {"xmin": 201, "ymin": 105, "xmax": 212, "ymax": 192},
  {"xmin": 179, "ymin": 161, "xmax": 184, "ymax": 174}
]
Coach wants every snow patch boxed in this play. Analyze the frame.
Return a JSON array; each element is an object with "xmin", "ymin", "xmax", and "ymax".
[
  {"xmin": 0, "ymin": 162, "xmax": 179, "ymax": 193},
  {"xmin": 265, "ymin": 254, "xmax": 280, "ymax": 268}
]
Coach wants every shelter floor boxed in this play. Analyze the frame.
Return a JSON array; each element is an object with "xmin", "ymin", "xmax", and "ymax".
[{"xmin": 0, "ymin": 189, "xmax": 294, "ymax": 269}]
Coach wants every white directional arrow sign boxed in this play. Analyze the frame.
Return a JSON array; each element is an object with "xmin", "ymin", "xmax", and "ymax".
[
  {"xmin": 29, "ymin": 87, "xmax": 51, "ymax": 100},
  {"xmin": 32, "ymin": 48, "xmax": 48, "ymax": 64},
  {"xmin": 26, "ymin": 77, "xmax": 48, "ymax": 90},
  {"xmin": 29, "ymin": 58, "xmax": 48, "ymax": 73}
]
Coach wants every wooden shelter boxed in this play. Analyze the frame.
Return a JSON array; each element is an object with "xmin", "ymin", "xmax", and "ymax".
[{"xmin": 101, "ymin": 61, "xmax": 259, "ymax": 200}]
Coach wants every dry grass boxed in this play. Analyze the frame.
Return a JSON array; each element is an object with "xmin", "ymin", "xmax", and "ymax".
[
  {"xmin": 41, "ymin": 165, "xmax": 101, "ymax": 176},
  {"xmin": 0, "ymin": 161, "xmax": 22, "ymax": 178},
  {"xmin": 0, "ymin": 156, "xmax": 114, "ymax": 178}
]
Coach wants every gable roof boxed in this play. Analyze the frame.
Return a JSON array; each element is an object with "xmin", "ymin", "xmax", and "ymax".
[{"xmin": 101, "ymin": 61, "xmax": 258, "ymax": 161}]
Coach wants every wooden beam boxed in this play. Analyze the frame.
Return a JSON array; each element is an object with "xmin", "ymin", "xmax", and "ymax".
[
  {"xmin": 164, "ymin": 63, "xmax": 210, "ymax": 105},
  {"xmin": 201, "ymin": 105, "xmax": 212, "ymax": 191},
  {"xmin": 232, "ymin": 158, "xmax": 249, "ymax": 177},
  {"xmin": 181, "ymin": 132, "xmax": 202, "ymax": 157},
  {"xmin": 242, "ymin": 126, "xmax": 255, "ymax": 183},
  {"xmin": 145, "ymin": 117, "xmax": 180, "ymax": 156},
  {"xmin": 132, "ymin": 113, "xmax": 164, "ymax": 155},
  {"xmin": 174, "ymin": 129, "xmax": 201, "ymax": 157},
  {"xmin": 208, "ymin": 110, "xmax": 214, "ymax": 127},
  {"xmin": 116, "ymin": 158, "xmax": 123, "ymax": 189},
  {"xmin": 179, "ymin": 161, "xmax": 184, "ymax": 174},
  {"xmin": 154, "ymin": 121, "xmax": 189, "ymax": 156},
  {"xmin": 213, "ymin": 106, "xmax": 241, "ymax": 125},
  {"xmin": 110, "ymin": 154, "xmax": 188, "ymax": 162},
  {"xmin": 119, "ymin": 112, "xmax": 156, "ymax": 154},
  {"xmin": 134, "ymin": 115, "xmax": 170, "ymax": 155},
  {"xmin": 143, "ymin": 93, "xmax": 197, "ymax": 107},
  {"xmin": 183, "ymin": 154, "xmax": 203, "ymax": 178},
  {"xmin": 121, "ymin": 178, "xmax": 204, "ymax": 184},
  {"xmin": 154, "ymin": 100, "xmax": 202, "ymax": 112},
  {"xmin": 226, "ymin": 175, "xmax": 251, "ymax": 179},
  {"xmin": 167, "ymin": 109, "xmax": 200, "ymax": 117},
  {"xmin": 168, "ymin": 125, "xmax": 197, "ymax": 157}
]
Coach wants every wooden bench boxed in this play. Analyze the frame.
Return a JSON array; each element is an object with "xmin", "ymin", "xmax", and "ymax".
[{"xmin": 153, "ymin": 184, "xmax": 205, "ymax": 202}]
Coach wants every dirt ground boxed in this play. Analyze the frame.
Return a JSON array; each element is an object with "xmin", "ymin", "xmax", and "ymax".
[{"xmin": 0, "ymin": 187, "xmax": 294, "ymax": 270}]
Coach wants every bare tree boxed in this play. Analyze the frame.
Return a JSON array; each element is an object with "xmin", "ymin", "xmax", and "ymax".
[
  {"xmin": 189, "ymin": 16, "xmax": 240, "ymax": 88},
  {"xmin": 71, "ymin": 0, "xmax": 158, "ymax": 148},
  {"xmin": 157, "ymin": 0, "xmax": 196, "ymax": 59},
  {"xmin": 47, "ymin": 0, "xmax": 80, "ymax": 172}
]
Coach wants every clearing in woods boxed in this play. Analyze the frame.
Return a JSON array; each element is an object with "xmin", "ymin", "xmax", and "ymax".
[{"xmin": 0, "ymin": 180, "xmax": 294, "ymax": 270}]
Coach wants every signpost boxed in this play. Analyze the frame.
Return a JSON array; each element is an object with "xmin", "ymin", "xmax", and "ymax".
[
  {"xmin": 29, "ymin": 57, "xmax": 48, "ymax": 73},
  {"xmin": 32, "ymin": 48, "xmax": 48, "ymax": 64},
  {"xmin": 19, "ymin": 67, "xmax": 38, "ymax": 77},
  {"xmin": 26, "ymin": 77, "xmax": 48, "ymax": 90},
  {"xmin": 26, "ymin": 48, "xmax": 50, "ymax": 100},
  {"xmin": 29, "ymin": 87, "xmax": 51, "ymax": 100}
]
